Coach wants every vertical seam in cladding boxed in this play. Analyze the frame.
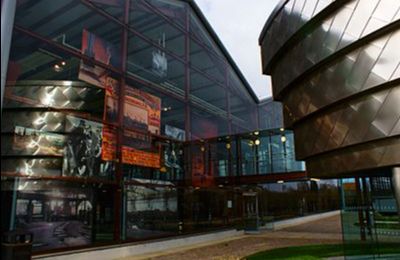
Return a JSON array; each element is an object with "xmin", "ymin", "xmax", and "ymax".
[{"xmin": 358, "ymin": 0, "xmax": 381, "ymax": 37}]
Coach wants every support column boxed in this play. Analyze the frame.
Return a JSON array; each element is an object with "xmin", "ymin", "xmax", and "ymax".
[
  {"xmin": 1, "ymin": 0, "xmax": 17, "ymax": 111},
  {"xmin": 392, "ymin": 167, "xmax": 400, "ymax": 216}
]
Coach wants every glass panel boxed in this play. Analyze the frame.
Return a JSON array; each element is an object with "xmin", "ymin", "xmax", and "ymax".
[
  {"xmin": 1, "ymin": 179, "xmax": 115, "ymax": 251},
  {"xmin": 125, "ymin": 185, "xmax": 178, "ymax": 240},
  {"xmin": 130, "ymin": 0, "xmax": 186, "ymax": 57},
  {"xmin": 340, "ymin": 174, "xmax": 400, "ymax": 259},
  {"xmin": 191, "ymin": 107, "xmax": 229, "ymax": 140},
  {"xmin": 127, "ymin": 34, "xmax": 185, "ymax": 92},
  {"xmin": 15, "ymin": 0, "xmax": 123, "ymax": 62}
]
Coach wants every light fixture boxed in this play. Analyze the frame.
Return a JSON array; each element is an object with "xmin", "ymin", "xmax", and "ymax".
[
  {"xmin": 200, "ymin": 146, "xmax": 205, "ymax": 152},
  {"xmin": 53, "ymin": 64, "xmax": 62, "ymax": 72},
  {"xmin": 61, "ymin": 61, "xmax": 66, "ymax": 66},
  {"xmin": 248, "ymin": 140, "xmax": 254, "ymax": 146},
  {"xmin": 310, "ymin": 178, "xmax": 320, "ymax": 182},
  {"xmin": 226, "ymin": 143, "xmax": 231, "ymax": 149},
  {"xmin": 162, "ymin": 106, "xmax": 172, "ymax": 112},
  {"xmin": 280, "ymin": 128, "xmax": 285, "ymax": 132},
  {"xmin": 281, "ymin": 135, "xmax": 287, "ymax": 143},
  {"xmin": 255, "ymin": 139, "xmax": 260, "ymax": 146},
  {"xmin": 254, "ymin": 131, "xmax": 259, "ymax": 135},
  {"xmin": 277, "ymin": 180, "xmax": 284, "ymax": 184}
]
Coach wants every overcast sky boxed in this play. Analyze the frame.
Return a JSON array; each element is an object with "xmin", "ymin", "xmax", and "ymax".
[{"xmin": 195, "ymin": 0, "xmax": 280, "ymax": 99}]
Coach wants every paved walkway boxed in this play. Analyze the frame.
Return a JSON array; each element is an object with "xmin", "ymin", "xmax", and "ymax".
[{"xmin": 120, "ymin": 214, "xmax": 342, "ymax": 260}]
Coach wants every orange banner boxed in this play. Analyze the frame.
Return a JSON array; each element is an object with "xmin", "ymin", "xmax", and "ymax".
[{"xmin": 122, "ymin": 146, "xmax": 160, "ymax": 168}]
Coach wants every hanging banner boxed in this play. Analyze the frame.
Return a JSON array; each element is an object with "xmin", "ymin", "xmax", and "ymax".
[
  {"xmin": 191, "ymin": 145, "xmax": 214, "ymax": 187},
  {"xmin": 104, "ymin": 77, "xmax": 119, "ymax": 123},
  {"xmin": 78, "ymin": 29, "xmax": 120, "ymax": 88},
  {"xmin": 124, "ymin": 87, "xmax": 161, "ymax": 135},
  {"xmin": 101, "ymin": 125, "xmax": 117, "ymax": 161}
]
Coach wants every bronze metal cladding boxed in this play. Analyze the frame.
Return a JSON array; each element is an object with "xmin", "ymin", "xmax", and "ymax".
[{"xmin": 260, "ymin": 0, "xmax": 400, "ymax": 178}]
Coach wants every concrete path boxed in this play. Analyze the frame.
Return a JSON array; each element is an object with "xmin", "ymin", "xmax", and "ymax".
[{"xmin": 120, "ymin": 214, "xmax": 342, "ymax": 260}]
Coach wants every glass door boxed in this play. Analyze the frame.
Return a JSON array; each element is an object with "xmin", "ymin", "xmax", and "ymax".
[{"xmin": 243, "ymin": 192, "xmax": 259, "ymax": 233}]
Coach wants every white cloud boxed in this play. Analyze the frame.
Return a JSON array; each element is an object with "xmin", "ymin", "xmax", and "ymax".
[{"xmin": 195, "ymin": 0, "xmax": 280, "ymax": 99}]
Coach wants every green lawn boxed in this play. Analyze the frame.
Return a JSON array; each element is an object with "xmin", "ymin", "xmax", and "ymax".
[{"xmin": 245, "ymin": 243, "xmax": 400, "ymax": 260}]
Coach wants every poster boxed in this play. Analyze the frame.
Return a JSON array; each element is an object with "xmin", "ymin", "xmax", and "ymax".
[
  {"xmin": 78, "ymin": 29, "xmax": 120, "ymax": 88},
  {"xmin": 165, "ymin": 125, "xmax": 185, "ymax": 141},
  {"xmin": 124, "ymin": 87, "xmax": 161, "ymax": 135},
  {"xmin": 63, "ymin": 116, "xmax": 103, "ymax": 177}
]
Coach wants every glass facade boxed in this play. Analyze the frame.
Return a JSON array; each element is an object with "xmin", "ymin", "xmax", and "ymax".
[{"xmin": 0, "ymin": 0, "xmax": 333, "ymax": 255}]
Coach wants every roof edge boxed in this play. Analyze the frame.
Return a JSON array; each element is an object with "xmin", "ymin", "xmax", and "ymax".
[
  {"xmin": 184, "ymin": 0, "xmax": 261, "ymax": 103},
  {"xmin": 258, "ymin": 0, "xmax": 288, "ymax": 45}
]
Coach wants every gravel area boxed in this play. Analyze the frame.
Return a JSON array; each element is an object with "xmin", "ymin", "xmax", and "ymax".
[{"xmin": 121, "ymin": 214, "xmax": 342, "ymax": 260}]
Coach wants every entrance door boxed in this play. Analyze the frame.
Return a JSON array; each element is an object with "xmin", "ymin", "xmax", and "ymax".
[{"xmin": 243, "ymin": 192, "xmax": 259, "ymax": 233}]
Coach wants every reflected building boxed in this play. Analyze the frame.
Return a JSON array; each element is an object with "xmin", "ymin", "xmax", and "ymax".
[
  {"xmin": 0, "ymin": 0, "xmax": 340, "ymax": 256},
  {"xmin": 260, "ymin": 0, "xmax": 400, "ymax": 258}
]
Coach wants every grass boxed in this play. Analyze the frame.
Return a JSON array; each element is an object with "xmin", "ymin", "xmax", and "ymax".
[{"xmin": 245, "ymin": 243, "xmax": 400, "ymax": 260}]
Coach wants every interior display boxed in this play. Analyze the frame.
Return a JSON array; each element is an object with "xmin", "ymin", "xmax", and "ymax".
[
  {"xmin": 163, "ymin": 143, "xmax": 183, "ymax": 176},
  {"xmin": 165, "ymin": 125, "xmax": 185, "ymax": 141},
  {"xmin": 13, "ymin": 180, "xmax": 93, "ymax": 250},
  {"xmin": 152, "ymin": 34, "xmax": 168, "ymax": 78},
  {"xmin": 125, "ymin": 185, "xmax": 178, "ymax": 239},
  {"xmin": 78, "ymin": 29, "xmax": 120, "ymax": 88},
  {"xmin": 63, "ymin": 116, "xmax": 103, "ymax": 177},
  {"xmin": 124, "ymin": 86, "xmax": 161, "ymax": 135}
]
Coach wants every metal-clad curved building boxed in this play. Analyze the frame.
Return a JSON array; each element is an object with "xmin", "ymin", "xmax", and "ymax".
[{"xmin": 260, "ymin": 0, "xmax": 400, "ymax": 178}]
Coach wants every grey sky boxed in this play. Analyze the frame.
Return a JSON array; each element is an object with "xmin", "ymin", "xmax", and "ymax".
[{"xmin": 195, "ymin": 0, "xmax": 280, "ymax": 99}]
